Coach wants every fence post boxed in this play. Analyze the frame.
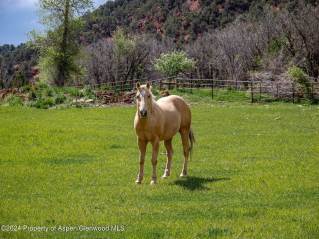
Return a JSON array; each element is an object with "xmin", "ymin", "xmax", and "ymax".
[
  {"xmin": 292, "ymin": 82, "xmax": 295, "ymax": 103},
  {"xmin": 211, "ymin": 79, "xmax": 214, "ymax": 100},
  {"xmin": 93, "ymin": 83, "xmax": 97, "ymax": 102},
  {"xmin": 311, "ymin": 81, "xmax": 314, "ymax": 102},
  {"xmin": 250, "ymin": 80, "xmax": 254, "ymax": 103},
  {"xmin": 259, "ymin": 81, "xmax": 262, "ymax": 101},
  {"xmin": 190, "ymin": 79, "xmax": 193, "ymax": 94}
]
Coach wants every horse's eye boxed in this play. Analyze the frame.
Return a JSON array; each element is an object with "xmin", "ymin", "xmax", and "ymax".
[
  {"xmin": 136, "ymin": 95, "xmax": 140, "ymax": 100},
  {"xmin": 148, "ymin": 95, "xmax": 151, "ymax": 98}
]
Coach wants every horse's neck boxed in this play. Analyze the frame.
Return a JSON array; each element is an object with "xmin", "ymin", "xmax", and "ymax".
[{"xmin": 151, "ymin": 99, "xmax": 158, "ymax": 112}]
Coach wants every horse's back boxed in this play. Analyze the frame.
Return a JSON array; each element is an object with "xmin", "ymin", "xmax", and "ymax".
[{"xmin": 157, "ymin": 95, "xmax": 191, "ymax": 129}]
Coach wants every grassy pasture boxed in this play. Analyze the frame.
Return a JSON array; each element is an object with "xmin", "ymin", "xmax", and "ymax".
[{"xmin": 0, "ymin": 100, "xmax": 319, "ymax": 238}]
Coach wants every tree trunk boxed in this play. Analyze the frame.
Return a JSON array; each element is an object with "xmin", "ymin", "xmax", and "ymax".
[{"xmin": 56, "ymin": 0, "xmax": 70, "ymax": 87}]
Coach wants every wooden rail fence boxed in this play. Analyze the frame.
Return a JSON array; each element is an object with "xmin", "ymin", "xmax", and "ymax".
[{"xmin": 158, "ymin": 77, "xmax": 319, "ymax": 103}]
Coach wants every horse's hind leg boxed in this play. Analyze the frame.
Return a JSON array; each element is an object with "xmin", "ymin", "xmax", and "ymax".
[
  {"xmin": 180, "ymin": 129, "xmax": 190, "ymax": 177},
  {"xmin": 162, "ymin": 138, "xmax": 173, "ymax": 178}
]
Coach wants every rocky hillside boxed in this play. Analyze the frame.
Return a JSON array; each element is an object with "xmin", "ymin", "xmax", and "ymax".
[{"xmin": 81, "ymin": 0, "xmax": 262, "ymax": 44}]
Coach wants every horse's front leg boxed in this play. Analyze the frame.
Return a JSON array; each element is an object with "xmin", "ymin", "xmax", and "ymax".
[
  {"xmin": 136, "ymin": 138, "xmax": 147, "ymax": 184},
  {"xmin": 150, "ymin": 138, "xmax": 160, "ymax": 185}
]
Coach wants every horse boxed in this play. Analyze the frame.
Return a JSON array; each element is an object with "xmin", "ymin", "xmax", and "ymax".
[{"xmin": 134, "ymin": 82, "xmax": 195, "ymax": 185}]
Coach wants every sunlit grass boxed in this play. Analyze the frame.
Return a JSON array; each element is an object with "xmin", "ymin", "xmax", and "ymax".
[{"xmin": 0, "ymin": 101, "xmax": 318, "ymax": 238}]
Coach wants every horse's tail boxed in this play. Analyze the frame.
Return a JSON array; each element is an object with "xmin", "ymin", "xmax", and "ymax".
[{"xmin": 189, "ymin": 128, "xmax": 195, "ymax": 159}]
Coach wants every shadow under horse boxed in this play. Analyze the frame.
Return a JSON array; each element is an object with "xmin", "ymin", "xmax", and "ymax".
[{"xmin": 173, "ymin": 176, "xmax": 230, "ymax": 191}]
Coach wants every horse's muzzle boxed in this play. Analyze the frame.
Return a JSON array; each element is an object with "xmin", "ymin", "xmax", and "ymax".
[{"xmin": 140, "ymin": 110, "xmax": 147, "ymax": 118}]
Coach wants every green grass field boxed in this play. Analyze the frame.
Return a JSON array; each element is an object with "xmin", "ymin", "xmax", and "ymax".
[{"xmin": 0, "ymin": 99, "xmax": 319, "ymax": 238}]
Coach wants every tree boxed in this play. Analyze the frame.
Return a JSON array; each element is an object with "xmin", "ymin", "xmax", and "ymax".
[
  {"xmin": 275, "ymin": 2, "xmax": 319, "ymax": 79},
  {"xmin": 36, "ymin": 0, "xmax": 93, "ymax": 86},
  {"xmin": 85, "ymin": 30, "xmax": 155, "ymax": 87},
  {"xmin": 154, "ymin": 51, "xmax": 195, "ymax": 78}
]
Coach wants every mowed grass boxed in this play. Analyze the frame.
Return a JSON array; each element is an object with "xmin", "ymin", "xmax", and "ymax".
[{"xmin": 0, "ymin": 101, "xmax": 319, "ymax": 239}]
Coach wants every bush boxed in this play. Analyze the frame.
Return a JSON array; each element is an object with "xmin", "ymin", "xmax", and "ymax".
[
  {"xmin": 33, "ymin": 97, "xmax": 55, "ymax": 109},
  {"xmin": 268, "ymin": 37, "xmax": 286, "ymax": 55},
  {"xmin": 99, "ymin": 85, "xmax": 111, "ymax": 91},
  {"xmin": 154, "ymin": 51, "xmax": 195, "ymax": 78},
  {"xmin": 29, "ymin": 90, "xmax": 37, "ymax": 100},
  {"xmin": 54, "ymin": 94, "xmax": 66, "ymax": 104},
  {"xmin": 4, "ymin": 95, "xmax": 23, "ymax": 106},
  {"xmin": 64, "ymin": 87, "xmax": 83, "ymax": 97},
  {"xmin": 21, "ymin": 84, "xmax": 32, "ymax": 92},
  {"xmin": 288, "ymin": 66, "xmax": 312, "ymax": 99},
  {"xmin": 44, "ymin": 87, "xmax": 55, "ymax": 97},
  {"xmin": 81, "ymin": 86, "xmax": 96, "ymax": 99},
  {"xmin": 36, "ymin": 81, "xmax": 50, "ymax": 90},
  {"xmin": 114, "ymin": 28, "xmax": 135, "ymax": 56}
]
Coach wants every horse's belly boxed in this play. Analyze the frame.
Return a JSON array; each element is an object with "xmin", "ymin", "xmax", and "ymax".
[{"xmin": 160, "ymin": 113, "xmax": 181, "ymax": 140}]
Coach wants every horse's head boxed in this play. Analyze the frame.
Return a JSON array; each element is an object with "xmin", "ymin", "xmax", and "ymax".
[{"xmin": 136, "ymin": 82, "xmax": 153, "ymax": 118}]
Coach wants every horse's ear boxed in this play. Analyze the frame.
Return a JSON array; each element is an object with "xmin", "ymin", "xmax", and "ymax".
[
  {"xmin": 136, "ymin": 82, "xmax": 140, "ymax": 90},
  {"xmin": 146, "ymin": 82, "xmax": 151, "ymax": 89}
]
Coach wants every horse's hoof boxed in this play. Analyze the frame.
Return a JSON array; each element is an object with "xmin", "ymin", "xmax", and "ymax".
[
  {"xmin": 150, "ymin": 180, "xmax": 157, "ymax": 185},
  {"xmin": 180, "ymin": 173, "xmax": 187, "ymax": 177},
  {"xmin": 135, "ymin": 180, "xmax": 142, "ymax": 184},
  {"xmin": 161, "ymin": 174, "xmax": 170, "ymax": 179}
]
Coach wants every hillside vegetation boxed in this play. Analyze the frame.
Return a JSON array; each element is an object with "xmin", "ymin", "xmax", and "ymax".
[
  {"xmin": 81, "ymin": 0, "xmax": 254, "ymax": 44},
  {"xmin": 81, "ymin": 0, "xmax": 319, "ymax": 44},
  {"xmin": 0, "ymin": 0, "xmax": 319, "ymax": 97}
]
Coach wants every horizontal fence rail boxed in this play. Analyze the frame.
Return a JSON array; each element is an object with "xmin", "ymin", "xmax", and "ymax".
[
  {"xmin": 159, "ymin": 77, "xmax": 319, "ymax": 103},
  {"xmin": 61, "ymin": 77, "xmax": 319, "ymax": 103}
]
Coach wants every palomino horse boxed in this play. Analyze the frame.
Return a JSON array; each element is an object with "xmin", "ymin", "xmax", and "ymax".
[{"xmin": 134, "ymin": 82, "xmax": 195, "ymax": 184}]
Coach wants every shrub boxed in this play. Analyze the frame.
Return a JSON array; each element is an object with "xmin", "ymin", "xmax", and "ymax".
[
  {"xmin": 45, "ymin": 87, "xmax": 55, "ymax": 97},
  {"xmin": 54, "ymin": 94, "xmax": 66, "ymax": 104},
  {"xmin": 29, "ymin": 90, "xmax": 37, "ymax": 100},
  {"xmin": 4, "ymin": 95, "xmax": 23, "ymax": 106},
  {"xmin": 288, "ymin": 66, "xmax": 312, "ymax": 99},
  {"xmin": 99, "ymin": 85, "xmax": 111, "ymax": 91},
  {"xmin": 268, "ymin": 37, "xmax": 286, "ymax": 55},
  {"xmin": 154, "ymin": 51, "xmax": 195, "ymax": 78},
  {"xmin": 21, "ymin": 84, "xmax": 32, "ymax": 92},
  {"xmin": 64, "ymin": 87, "xmax": 83, "ymax": 97},
  {"xmin": 81, "ymin": 86, "xmax": 96, "ymax": 99},
  {"xmin": 114, "ymin": 28, "xmax": 135, "ymax": 56},
  {"xmin": 36, "ymin": 81, "xmax": 50, "ymax": 90},
  {"xmin": 33, "ymin": 97, "xmax": 55, "ymax": 109}
]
